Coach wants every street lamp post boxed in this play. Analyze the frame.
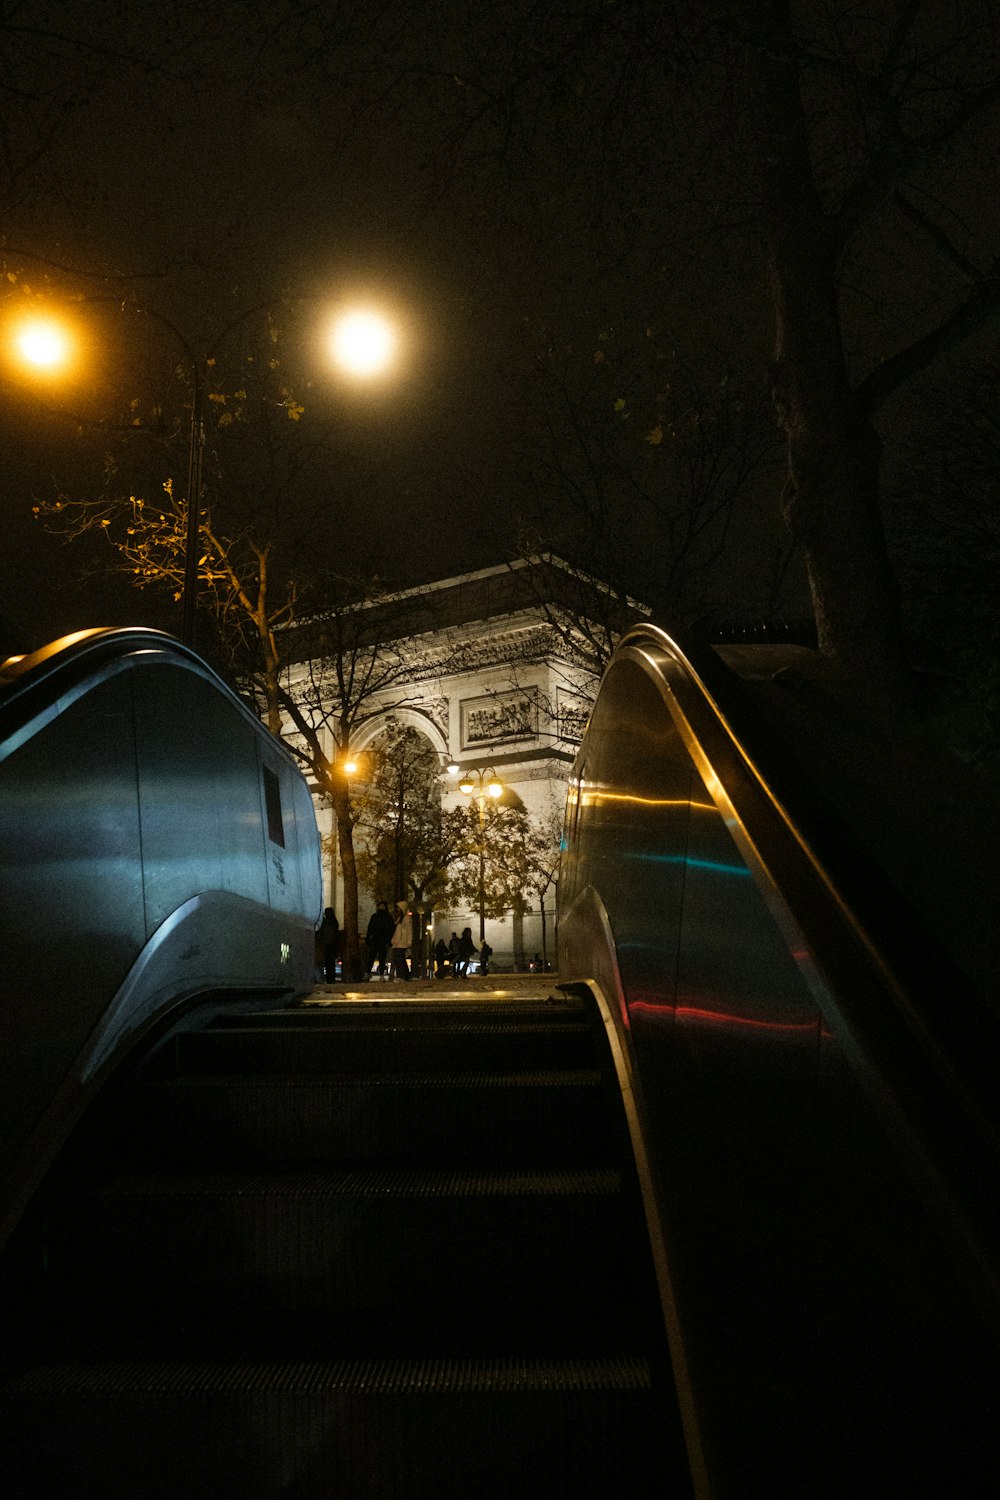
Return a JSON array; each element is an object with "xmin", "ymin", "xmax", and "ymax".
[
  {"xmin": 7, "ymin": 294, "xmax": 402, "ymax": 650},
  {"xmin": 125, "ymin": 302, "xmax": 282, "ymax": 650},
  {"xmin": 457, "ymin": 767, "xmax": 503, "ymax": 943},
  {"xmin": 177, "ymin": 305, "xmax": 397, "ymax": 647},
  {"xmin": 115, "ymin": 304, "xmax": 213, "ymax": 650},
  {"xmin": 179, "ymin": 304, "xmax": 397, "ymax": 647},
  {"xmin": 181, "ymin": 356, "xmax": 205, "ymax": 647},
  {"xmin": 328, "ymin": 750, "xmax": 363, "ymax": 974}
]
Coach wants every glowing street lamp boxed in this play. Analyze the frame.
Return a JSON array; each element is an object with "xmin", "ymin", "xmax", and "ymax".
[
  {"xmin": 6, "ymin": 296, "xmax": 201, "ymax": 644},
  {"xmin": 6, "ymin": 310, "xmax": 79, "ymax": 384},
  {"xmin": 458, "ymin": 768, "xmax": 504, "ymax": 942},
  {"xmin": 13, "ymin": 317, "xmax": 73, "ymax": 372},
  {"xmin": 458, "ymin": 770, "xmax": 503, "ymax": 803},
  {"xmin": 325, "ymin": 752, "xmax": 363, "ymax": 921},
  {"xmin": 330, "ymin": 309, "xmax": 396, "ymax": 378}
]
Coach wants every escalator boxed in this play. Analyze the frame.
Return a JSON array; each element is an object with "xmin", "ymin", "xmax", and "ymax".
[
  {"xmin": 4, "ymin": 622, "xmax": 1000, "ymax": 1495},
  {"xmin": 2, "ymin": 997, "xmax": 687, "ymax": 1498}
]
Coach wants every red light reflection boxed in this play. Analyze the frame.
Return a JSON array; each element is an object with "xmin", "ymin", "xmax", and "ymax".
[
  {"xmin": 629, "ymin": 996, "xmax": 817, "ymax": 1035},
  {"xmin": 676, "ymin": 1004, "xmax": 817, "ymax": 1035}
]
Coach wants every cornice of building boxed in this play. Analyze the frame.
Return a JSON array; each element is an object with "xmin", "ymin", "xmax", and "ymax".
[
  {"xmin": 423, "ymin": 622, "xmax": 578, "ymax": 676},
  {"xmin": 281, "ymin": 553, "xmax": 650, "ymax": 661},
  {"xmin": 453, "ymin": 744, "xmax": 576, "ymax": 772},
  {"xmin": 283, "ymin": 618, "xmax": 592, "ymax": 689}
]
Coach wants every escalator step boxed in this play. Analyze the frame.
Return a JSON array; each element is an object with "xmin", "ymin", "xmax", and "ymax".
[
  {"xmin": 80, "ymin": 1163, "xmax": 623, "ymax": 1196},
  {"xmin": 114, "ymin": 1069, "xmax": 613, "ymax": 1167},
  {"xmin": 4, "ymin": 1356, "xmax": 677, "ymax": 1499},
  {"xmin": 44, "ymin": 1167, "xmax": 640, "ymax": 1324},
  {"xmin": 219, "ymin": 999, "xmax": 586, "ymax": 1026},
  {"xmin": 172, "ymin": 1022, "xmax": 596, "ymax": 1076},
  {"xmin": 8, "ymin": 1352, "xmax": 655, "ymax": 1395},
  {"xmin": 4, "ymin": 993, "xmax": 688, "ymax": 1496}
]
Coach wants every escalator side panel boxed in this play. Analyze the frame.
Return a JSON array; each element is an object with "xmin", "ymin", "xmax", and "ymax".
[
  {"xmin": 0, "ymin": 671, "xmax": 146, "ymax": 1175},
  {"xmin": 132, "ymin": 662, "xmax": 270, "ymax": 925},
  {"xmin": 558, "ymin": 631, "xmax": 1000, "ymax": 1496},
  {"xmin": 0, "ymin": 630, "xmax": 322, "ymax": 1243}
]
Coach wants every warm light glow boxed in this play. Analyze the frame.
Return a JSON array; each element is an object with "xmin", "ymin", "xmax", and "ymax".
[
  {"xmin": 459, "ymin": 769, "xmax": 504, "ymax": 800},
  {"xmin": 12, "ymin": 316, "xmax": 72, "ymax": 372},
  {"xmin": 330, "ymin": 310, "xmax": 396, "ymax": 377},
  {"xmin": 581, "ymin": 790, "xmax": 716, "ymax": 813},
  {"xmin": 343, "ymin": 759, "xmax": 358, "ymax": 775}
]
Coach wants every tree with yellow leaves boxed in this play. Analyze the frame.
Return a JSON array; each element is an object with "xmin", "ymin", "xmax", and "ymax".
[{"xmin": 31, "ymin": 300, "xmax": 354, "ymax": 731}]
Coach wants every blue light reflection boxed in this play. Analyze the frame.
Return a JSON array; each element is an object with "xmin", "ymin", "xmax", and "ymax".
[{"xmin": 625, "ymin": 853, "xmax": 752, "ymax": 878}]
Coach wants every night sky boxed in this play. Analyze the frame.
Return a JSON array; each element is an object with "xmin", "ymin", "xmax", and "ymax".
[
  {"xmin": 2, "ymin": 2, "xmax": 997, "ymax": 656},
  {"xmin": 2, "ymin": 4, "xmax": 533, "ymax": 644}
]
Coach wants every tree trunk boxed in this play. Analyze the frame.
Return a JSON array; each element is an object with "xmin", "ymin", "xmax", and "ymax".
[
  {"xmin": 512, "ymin": 904, "xmax": 526, "ymax": 971},
  {"xmin": 748, "ymin": 2, "xmax": 909, "ymax": 709},
  {"xmin": 258, "ymin": 614, "xmax": 283, "ymax": 737},
  {"xmin": 410, "ymin": 886, "xmax": 427, "ymax": 978},
  {"xmin": 539, "ymin": 894, "xmax": 548, "ymax": 971},
  {"xmin": 252, "ymin": 549, "xmax": 284, "ymax": 738}
]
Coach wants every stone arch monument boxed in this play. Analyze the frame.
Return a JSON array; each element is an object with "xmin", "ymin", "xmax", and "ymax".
[{"xmin": 282, "ymin": 556, "xmax": 645, "ymax": 970}]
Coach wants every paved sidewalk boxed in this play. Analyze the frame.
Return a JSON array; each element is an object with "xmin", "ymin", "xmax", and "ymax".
[{"xmin": 299, "ymin": 970, "xmax": 564, "ymax": 1005}]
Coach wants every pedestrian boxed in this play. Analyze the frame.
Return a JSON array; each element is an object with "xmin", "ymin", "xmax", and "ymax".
[
  {"xmin": 318, "ymin": 907, "xmax": 340, "ymax": 983},
  {"xmin": 365, "ymin": 900, "xmax": 396, "ymax": 980},
  {"xmin": 434, "ymin": 938, "xmax": 448, "ymax": 977},
  {"xmin": 479, "ymin": 939, "xmax": 493, "ymax": 975},
  {"xmin": 390, "ymin": 904, "xmax": 414, "ymax": 981},
  {"xmin": 448, "ymin": 931, "xmax": 460, "ymax": 971},
  {"xmin": 457, "ymin": 926, "xmax": 476, "ymax": 977}
]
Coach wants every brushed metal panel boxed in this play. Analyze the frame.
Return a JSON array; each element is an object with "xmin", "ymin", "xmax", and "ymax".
[
  {"xmin": 288, "ymin": 760, "xmax": 324, "ymax": 927},
  {"xmin": 132, "ymin": 664, "xmax": 266, "ymax": 929},
  {"xmin": 560, "ymin": 657, "xmax": 692, "ymax": 1015},
  {"xmin": 0, "ymin": 671, "xmax": 145, "ymax": 1174}
]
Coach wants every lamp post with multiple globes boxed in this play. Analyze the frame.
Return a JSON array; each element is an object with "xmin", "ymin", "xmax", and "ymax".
[{"xmin": 456, "ymin": 766, "xmax": 504, "ymax": 943}]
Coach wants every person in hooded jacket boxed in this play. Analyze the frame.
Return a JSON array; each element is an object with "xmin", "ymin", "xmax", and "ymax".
[
  {"xmin": 365, "ymin": 900, "xmax": 395, "ymax": 979},
  {"xmin": 318, "ymin": 907, "xmax": 340, "ymax": 983},
  {"xmin": 456, "ymin": 926, "xmax": 476, "ymax": 977}
]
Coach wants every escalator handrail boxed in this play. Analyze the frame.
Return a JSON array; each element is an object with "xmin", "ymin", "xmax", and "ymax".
[
  {"xmin": 0, "ymin": 626, "xmax": 299, "ymax": 773},
  {"xmin": 581, "ymin": 623, "xmax": 1000, "ymax": 1183}
]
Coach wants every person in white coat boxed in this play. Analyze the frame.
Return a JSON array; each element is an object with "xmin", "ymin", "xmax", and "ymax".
[{"xmin": 390, "ymin": 904, "xmax": 413, "ymax": 981}]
